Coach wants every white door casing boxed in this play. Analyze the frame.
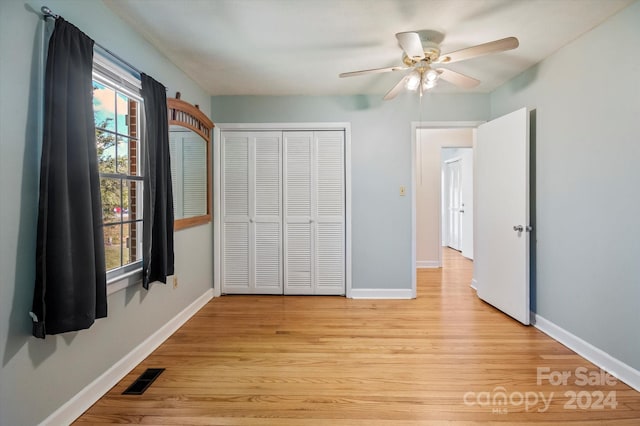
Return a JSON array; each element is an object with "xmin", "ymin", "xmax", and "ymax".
[
  {"xmin": 459, "ymin": 148, "xmax": 474, "ymax": 260},
  {"xmin": 475, "ymin": 107, "xmax": 530, "ymax": 325}
]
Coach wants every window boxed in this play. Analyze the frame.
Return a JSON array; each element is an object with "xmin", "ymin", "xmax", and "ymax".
[{"xmin": 92, "ymin": 54, "xmax": 144, "ymax": 284}]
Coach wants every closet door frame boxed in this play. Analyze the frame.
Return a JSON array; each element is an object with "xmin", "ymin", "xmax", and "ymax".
[{"xmin": 214, "ymin": 123, "xmax": 352, "ymax": 298}]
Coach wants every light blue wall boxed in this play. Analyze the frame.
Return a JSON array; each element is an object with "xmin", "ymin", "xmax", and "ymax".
[
  {"xmin": 491, "ymin": 1, "xmax": 640, "ymax": 370},
  {"xmin": 211, "ymin": 94, "xmax": 489, "ymax": 290},
  {"xmin": 0, "ymin": 1, "xmax": 213, "ymax": 425},
  {"xmin": 4, "ymin": 0, "xmax": 636, "ymax": 423}
]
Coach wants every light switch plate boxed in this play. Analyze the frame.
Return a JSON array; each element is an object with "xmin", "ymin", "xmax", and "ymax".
[{"xmin": 400, "ymin": 185, "xmax": 406, "ymax": 196}]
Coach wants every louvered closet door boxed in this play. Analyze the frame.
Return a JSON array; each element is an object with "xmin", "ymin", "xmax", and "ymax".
[
  {"xmin": 283, "ymin": 132, "xmax": 314, "ymax": 294},
  {"xmin": 284, "ymin": 131, "xmax": 345, "ymax": 295},
  {"xmin": 253, "ymin": 133, "xmax": 282, "ymax": 293},
  {"xmin": 221, "ymin": 131, "xmax": 282, "ymax": 294},
  {"xmin": 314, "ymin": 131, "xmax": 345, "ymax": 295}
]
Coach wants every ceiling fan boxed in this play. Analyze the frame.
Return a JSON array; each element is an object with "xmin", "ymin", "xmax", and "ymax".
[{"xmin": 339, "ymin": 31, "xmax": 519, "ymax": 100}]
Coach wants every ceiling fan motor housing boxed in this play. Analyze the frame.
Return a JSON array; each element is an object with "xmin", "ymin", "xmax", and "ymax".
[{"xmin": 403, "ymin": 41, "xmax": 441, "ymax": 66}]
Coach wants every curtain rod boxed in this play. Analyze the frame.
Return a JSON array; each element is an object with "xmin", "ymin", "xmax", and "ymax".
[{"xmin": 41, "ymin": 6, "xmax": 143, "ymax": 78}]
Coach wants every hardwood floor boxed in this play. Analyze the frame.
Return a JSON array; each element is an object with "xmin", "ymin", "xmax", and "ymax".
[{"xmin": 75, "ymin": 249, "xmax": 640, "ymax": 424}]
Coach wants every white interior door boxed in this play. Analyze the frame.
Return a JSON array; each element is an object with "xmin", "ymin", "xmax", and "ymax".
[
  {"xmin": 475, "ymin": 107, "xmax": 530, "ymax": 325},
  {"xmin": 447, "ymin": 160, "xmax": 462, "ymax": 251}
]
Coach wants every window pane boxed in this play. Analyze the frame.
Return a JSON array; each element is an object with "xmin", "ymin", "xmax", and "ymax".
[
  {"xmin": 124, "ymin": 220, "xmax": 143, "ymax": 264},
  {"xmin": 93, "ymin": 81, "xmax": 116, "ymax": 131},
  {"xmin": 123, "ymin": 179, "xmax": 143, "ymax": 221},
  {"xmin": 100, "ymin": 177, "xmax": 122, "ymax": 224},
  {"xmin": 97, "ymin": 129, "xmax": 116, "ymax": 174},
  {"xmin": 116, "ymin": 136, "xmax": 129, "ymax": 175},
  {"xmin": 117, "ymin": 93, "xmax": 131, "ymax": 135},
  {"xmin": 104, "ymin": 224, "xmax": 122, "ymax": 271}
]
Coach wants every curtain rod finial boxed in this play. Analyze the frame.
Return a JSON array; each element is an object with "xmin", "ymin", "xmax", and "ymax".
[{"xmin": 41, "ymin": 6, "xmax": 59, "ymax": 19}]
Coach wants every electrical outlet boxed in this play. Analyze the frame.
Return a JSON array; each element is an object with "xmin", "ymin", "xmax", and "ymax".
[
  {"xmin": 173, "ymin": 276, "xmax": 178, "ymax": 289},
  {"xmin": 400, "ymin": 185, "xmax": 406, "ymax": 196}
]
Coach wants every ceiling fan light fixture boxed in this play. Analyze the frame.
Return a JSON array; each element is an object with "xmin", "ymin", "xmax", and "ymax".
[
  {"xmin": 406, "ymin": 72, "xmax": 421, "ymax": 91},
  {"xmin": 425, "ymin": 69, "xmax": 439, "ymax": 82},
  {"xmin": 423, "ymin": 79, "xmax": 437, "ymax": 90}
]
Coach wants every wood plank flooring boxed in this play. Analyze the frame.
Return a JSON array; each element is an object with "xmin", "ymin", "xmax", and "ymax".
[{"xmin": 75, "ymin": 249, "xmax": 640, "ymax": 424}]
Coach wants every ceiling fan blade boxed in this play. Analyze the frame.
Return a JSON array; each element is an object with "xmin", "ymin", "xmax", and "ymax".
[
  {"xmin": 383, "ymin": 75, "xmax": 410, "ymax": 100},
  {"xmin": 339, "ymin": 65, "xmax": 408, "ymax": 78},
  {"xmin": 436, "ymin": 68, "xmax": 480, "ymax": 89},
  {"xmin": 396, "ymin": 32, "xmax": 425, "ymax": 61},
  {"xmin": 437, "ymin": 37, "xmax": 519, "ymax": 64}
]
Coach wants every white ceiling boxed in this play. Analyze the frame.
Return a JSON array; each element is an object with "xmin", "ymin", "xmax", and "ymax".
[{"xmin": 104, "ymin": 0, "xmax": 633, "ymax": 96}]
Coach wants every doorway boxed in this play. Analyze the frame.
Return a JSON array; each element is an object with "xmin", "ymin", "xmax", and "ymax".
[
  {"xmin": 441, "ymin": 147, "xmax": 473, "ymax": 257},
  {"xmin": 411, "ymin": 110, "xmax": 531, "ymax": 326},
  {"xmin": 411, "ymin": 121, "xmax": 481, "ymax": 297}
]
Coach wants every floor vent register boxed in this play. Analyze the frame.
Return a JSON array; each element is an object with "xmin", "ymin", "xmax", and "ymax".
[{"xmin": 122, "ymin": 368, "xmax": 165, "ymax": 395}]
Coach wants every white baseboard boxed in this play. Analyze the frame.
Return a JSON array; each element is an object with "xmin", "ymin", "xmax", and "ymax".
[
  {"xmin": 416, "ymin": 260, "xmax": 441, "ymax": 268},
  {"xmin": 41, "ymin": 288, "xmax": 215, "ymax": 426},
  {"xmin": 349, "ymin": 288, "xmax": 414, "ymax": 299},
  {"xmin": 470, "ymin": 279, "xmax": 478, "ymax": 290},
  {"xmin": 532, "ymin": 313, "xmax": 640, "ymax": 392}
]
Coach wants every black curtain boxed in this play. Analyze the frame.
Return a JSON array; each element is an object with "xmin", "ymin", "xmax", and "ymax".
[
  {"xmin": 32, "ymin": 19, "xmax": 107, "ymax": 338},
  {"xmin": 141, "ymin": 74, "xmax": 174, "ymax": 289}
]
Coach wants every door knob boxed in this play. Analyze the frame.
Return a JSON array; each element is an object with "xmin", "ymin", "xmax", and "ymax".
[
  {"xmin": 459, "ymin": 209, "xmax": 465, "ymax": 213},
  {"xmin": 513, "ymin": 225, "xmax": 523, "ymax": 232}
]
